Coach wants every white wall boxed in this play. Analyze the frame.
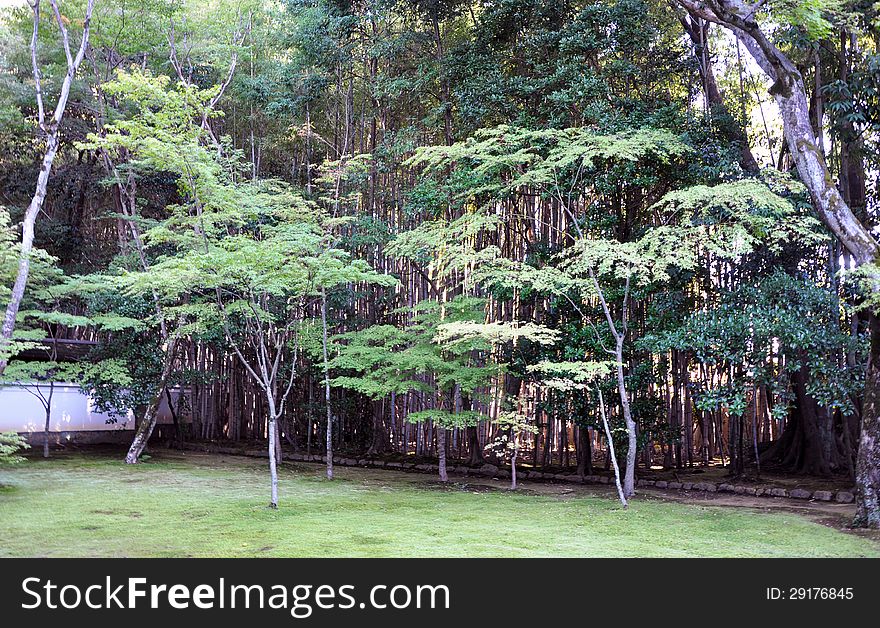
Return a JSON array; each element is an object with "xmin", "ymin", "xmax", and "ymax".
[{"xmin": 0, "ymin": 383, "xmax": 134, "ymax": 433}]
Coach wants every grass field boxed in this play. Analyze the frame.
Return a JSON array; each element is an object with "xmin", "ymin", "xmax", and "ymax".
[{"xmin": 0, "ymin": 450, "xmax": 877, "ymax": 558}]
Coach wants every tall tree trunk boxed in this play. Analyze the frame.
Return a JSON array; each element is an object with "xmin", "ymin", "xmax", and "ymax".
[
  {"xmin": 678, "ymin": 12, "xmax": 760, "ymax": 172},
  {"xmin": 615, "ymin": 338, "xmax": 638, "ymax": 497},
  {"xmin": 125, "ymin": 337, "xmax": 179, "ymax": 464},
  {"xmin": 274, "ymin": 418, "xmax": 282, "ymax": 465},
  {"xmin": 264, "ymin": 393, "xmax": 280, "ymax": 509},
  {"xmin": 431, "ymin": 15, "xmax": 453, "ymax": 146},
  {"xmin": 437, "ymin": 426, "xmax": 448, "ymax": 482},
  {"xmin": 307, "ymin": 377, "xmax": 313, "ymax": 456},
  {"xmin": 577, "ymin": 425, "xmax": 592, "ymax": 478},
  {"xmin": 466, "ymin": 425, "xmax": 483, "ymax": 465},
  {"xmin": 674, "ymin": 3, "xmax": 879, "ymax": 265},
  {"xmin": 510, "ymin": 440, "xmax": 517, "ymax": 490},
  {"xmin": 855, "ymin": 314, "xmax": 880, "ymax": 527},
  {"xmin": 0, "ymin": 136, "xmax": 59, "ymax": 375},
  {"xmin": 43, "ymin": 380, "xmax": 54, "ymax": 458},
  {"xmin": 599, "ymin": 390, "xmax": 627, "ymax": 508},
  {"xmin": 321, "ymin": 288, "xmax": 333, "ymax": 480},
  {"xmin": 367, "ymin": 399, "xmax": 387, "ymax": 456}
]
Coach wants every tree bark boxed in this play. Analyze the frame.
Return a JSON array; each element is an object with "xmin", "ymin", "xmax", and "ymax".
[
  {"xmin": 366, "ymin": 399, "xmax": 387, "ymax": 456},
  {"xmin": 265, "ymin": 394, "xmax": 280, "ymax": 509},
  {"xmin": 0, "ymin": 135, "xmax": 58, "ymax": 375},
  {"xmin": 599, "ymin": 390, "xmax": 627, "ymax": 508},
  {"xmin": 615, "ymin": 337, "xmax": 638, "ymax": 497},
  {"xmin": 677, "ymin": 11, "xmax": 760, "ymax": 172},
  {"xmin": 437, "ymin": 426, "xmax": 448, "ymax": 482},
  {"xmin": 125, "ymin": 337, "xmax": 179, "ymax": 464},
  {"xmin": 43, "ymin": 380, "xmax": 54, "ymax": 458},
  {"xmin": 321, "ymin": 288, "xmax": 333, "ymax": 480},
  {"xmin": 510, "ymin": 441, "xmax": 517, "ymax": 490},
  {"xmin": 466, "ymin": 425, "xmax": 483, "ymax": 465},
  {"xmin": 577, "ymin": 424, "xmax": 592, "ymax": 478},
  {"xmin": 855, "ymin": 314, "xmax": 880, "ymax": 527}
]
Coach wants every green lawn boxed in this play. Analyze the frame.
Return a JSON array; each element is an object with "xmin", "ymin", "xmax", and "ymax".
[{"xmin": 0, "ymin": 451, "xmax": 877, "ymax": 557}]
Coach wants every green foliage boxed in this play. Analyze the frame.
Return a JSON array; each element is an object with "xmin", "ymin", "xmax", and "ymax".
[
  {"xmin": 387, "ymin": 212, "xmax": 502, "ymax": 288},
  {"xmin": 406, "ymin": 125, "xmax": 689, "ymax": 203},
  {"xmin": 528, "ymin": 360, "xmax": 615, "ymax": 392},
  {"xmin": 843, "ymin": 263, "xmax": 880, "ymax": 314},
  {"xmin": 653, "ymin": 178, "xmax": 826, "ymax": 256},
  {"xmin": 484, "ymin": 395, "xmax": 538, "ymax": 463},
  {"xmin": 406, "ymin": 409, "xmax": 483, "ymax": 428},
  {"xmin": 434, "ymin": 321, "xmax": 559, "ymax": 347},
  {"xmin": 0, "ymin": 0, "xmax": 869, "ymax": 490},
  {"xmin": 84, "ymin": 69, "xmax": 394, "ymax": 338},
  {"xmin": 0, "ymin": 207, "xmax": 68, "ymax": 363},
  {"xmin": 332, "ymin": 296, "xmax": 497, "ymax": 428},
  {"xmin": 0, "ymin": 432, "xmax": 28, "ymax": 465},
  {"xmin": 643, "ymin": 272, "xmax": 864, "ymax": 416},
  {"xmin": 773, "ymin": 0, "xmax": 844, "ymax": 40},
  {"xmin": 1, "ymin": 360, "xmax": 81, "ymax": 388}
]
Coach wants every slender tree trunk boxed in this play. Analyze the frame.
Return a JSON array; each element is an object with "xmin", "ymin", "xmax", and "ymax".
[
  {"xmin": 268, "ymin": 416, "xmax": 279, "ymax": 508},
  {"xmin": 321, "ymin": 288, "xmax": 333, "ymax": 480},
  {"xmin": 599, "ymin": 390, "xmax": 627, "ymax": 508},
  {"xmin": 125, "ymin": 337, "xmax": 178, "ymax": 464},
  {"xmin": 264, "ymin": 392, "xmax": 280, "ymax": 509},
  {"xmin": 165, "ymin": 387, "xmax": 182, "ymax": 447},
  {"xmin": 307, "ymin": 377, "xmax": 313, "ymax": 457},
  {"xmin": 615, "ymin": 338, "xmax": 637, "ymax": 497},
  {"xmin": 752, "ymin": 387, "xmax": 761, "ymax": 478},
  {"xmin": 43, "ymin": 380, "xmax": 54, "ymax": 458},
  {"xmin": 510, "ymin": 442, "xmax": 517, "ymax": 490},
  {"xmin": 437, "ymin": 426, "xmax": 448, "ymax": 482}
]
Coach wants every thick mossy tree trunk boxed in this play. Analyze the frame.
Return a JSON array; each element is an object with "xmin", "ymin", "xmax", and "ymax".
[
  {"xmin": 855, "ymin": 314, "xmax": 880, "ymax": 527},
  {"xmin": 763, "ymin": 364, "xmax": 839, "ymax": 476}
]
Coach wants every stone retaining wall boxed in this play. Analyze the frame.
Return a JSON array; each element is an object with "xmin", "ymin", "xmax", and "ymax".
[{"xmin": 177, "ymin": 442, "xmax": 855, "ymax": 504}]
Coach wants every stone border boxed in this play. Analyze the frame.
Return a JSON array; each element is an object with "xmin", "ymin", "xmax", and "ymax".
[{"xmin": 177, "ymin": 442, "xmax": 855, "ymax": 504}]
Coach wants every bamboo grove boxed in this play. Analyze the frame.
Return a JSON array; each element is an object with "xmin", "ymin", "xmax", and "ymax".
[{"xmin": 1, "ymin": 0, "xmax": 880, "ymax": 524}]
